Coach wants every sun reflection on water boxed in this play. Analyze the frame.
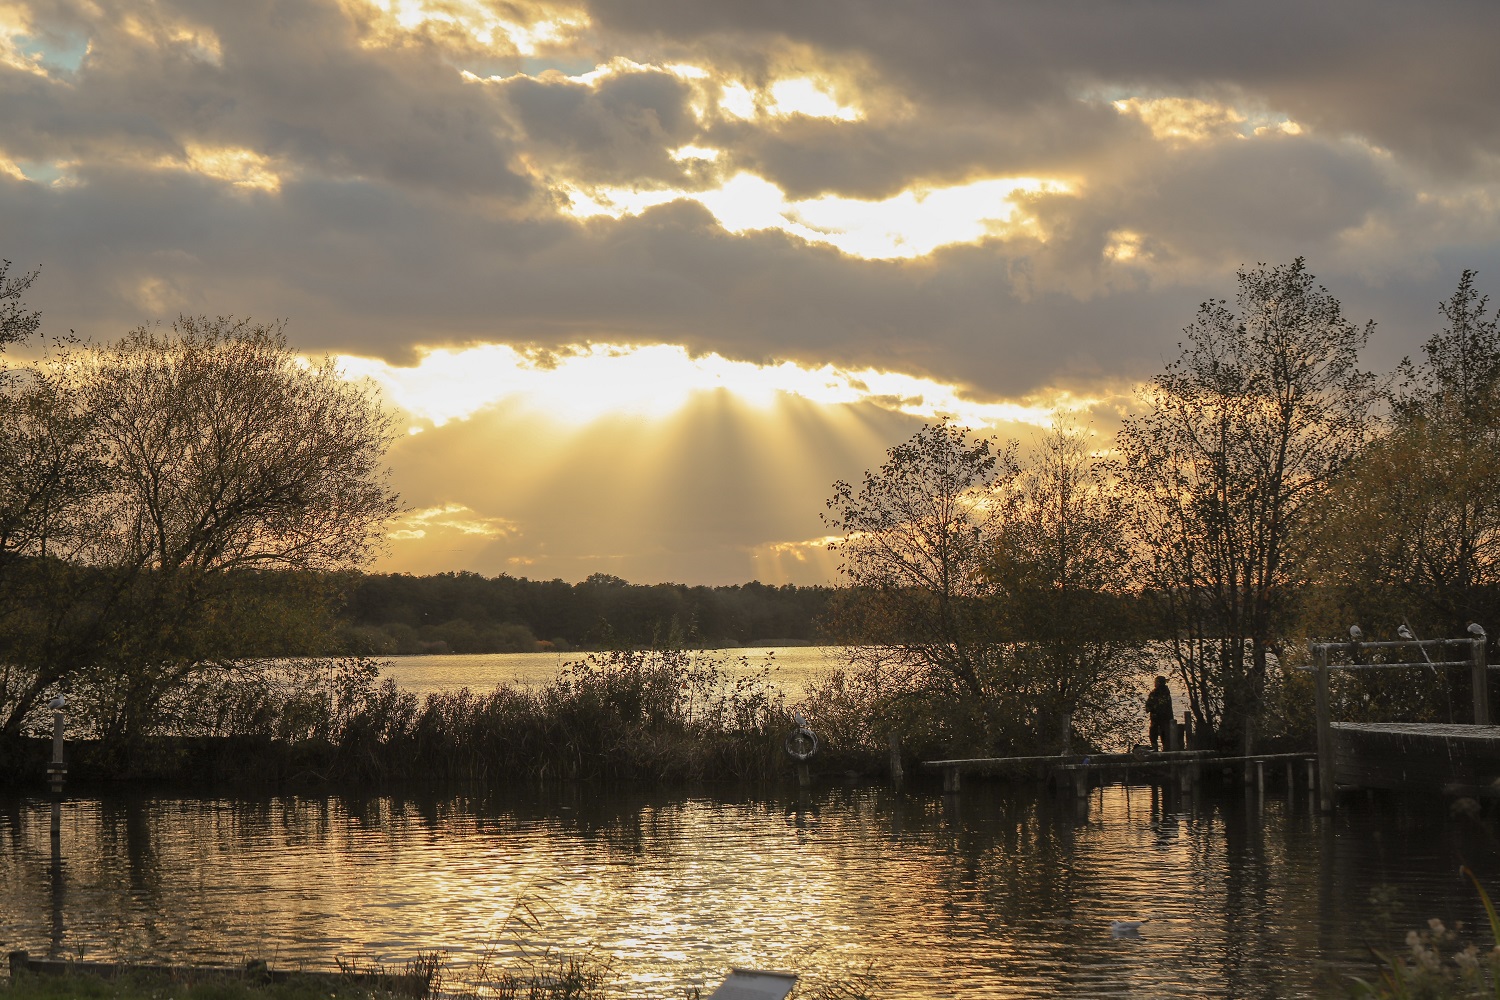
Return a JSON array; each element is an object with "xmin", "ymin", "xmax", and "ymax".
[{"xmin": 1, "ymin": 785, "xmax": 1497, "ymax": 998}]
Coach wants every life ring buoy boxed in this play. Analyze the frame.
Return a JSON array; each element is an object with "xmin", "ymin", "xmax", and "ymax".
[{"xmin": 784, "ymin": 726, "xmax": 819, "ymax": 761}]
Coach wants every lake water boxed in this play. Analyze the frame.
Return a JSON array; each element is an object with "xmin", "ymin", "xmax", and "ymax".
[
  {"xmin": 377, "ymin": 646, "xmax": 844, "ymax": 700},
  {"xmin": 3, "ymin": 781, "xmax": 1497, "ymax": 998}
]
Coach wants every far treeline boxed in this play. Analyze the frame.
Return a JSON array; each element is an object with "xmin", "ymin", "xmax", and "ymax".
[
  {"xmin": 3, "ymin": 255, "xmax": 1500, "ymax": 784},
  {"xmin": 340, "ymin": 572, "xmax": 834, "ymax": 653}
]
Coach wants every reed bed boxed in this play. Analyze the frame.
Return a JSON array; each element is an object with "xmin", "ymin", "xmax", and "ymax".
[{"xmin": 6, "ymin": 648, "xmax": 808, "ymax": 786}]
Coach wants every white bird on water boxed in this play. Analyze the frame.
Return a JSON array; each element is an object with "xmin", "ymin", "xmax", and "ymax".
[{"xmin": 1110, "ymin": 919, "xmax": 1149, "ymax": 937}]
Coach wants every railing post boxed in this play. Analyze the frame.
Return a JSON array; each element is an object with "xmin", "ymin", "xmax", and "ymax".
[
  {"xmin": 1314, "ymin": 643, "xmax": 1334, "ymax": 812},
  {"xmin": 1473, "ymin": 636, "xmax": 1490, "ymax": 726}
]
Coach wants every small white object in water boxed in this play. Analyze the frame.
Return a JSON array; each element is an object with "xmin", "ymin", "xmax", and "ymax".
[{"xmin": 1110, "ymin": 919, "xmax": 1149, "ymax": 937}]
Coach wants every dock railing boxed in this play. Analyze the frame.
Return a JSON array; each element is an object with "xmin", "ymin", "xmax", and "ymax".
[{"xmin": 1305, "ymin": 629, "xmax": 1488, "ymax": 812}]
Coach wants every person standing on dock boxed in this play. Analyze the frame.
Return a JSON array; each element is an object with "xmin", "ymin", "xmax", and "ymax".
[{"xmin": 1146, "ymin": 676, "xmax": 1174, "ymax": 751}]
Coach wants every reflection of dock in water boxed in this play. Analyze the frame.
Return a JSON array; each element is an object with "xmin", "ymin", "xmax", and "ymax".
[
  {"xmin": 1332, "ymin": 722, "xmax": 1500, "ymax": 796},
  {"xmin": 920, "ymin": 749, "xmax": 1315, "ymax": 798}
]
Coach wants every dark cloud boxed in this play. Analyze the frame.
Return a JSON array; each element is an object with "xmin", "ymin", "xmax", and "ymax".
[
  {"xmin": 0, "ymin": 139, "xmax": 1471, "ymax": 403},
  {"xmin": 584, "ymin": 0, "xmax": 1500, "ymax": 177},
  {"xmin": 708, "ymin": 99, "xmax": 1133, "ymax": 201},
  {"xmin": 498, "ymin": 68, "xmax": 704, "ymax": 185},
  {"xmin": 4, "ymin": 0, "xmax": 533, "ymax": 199}
]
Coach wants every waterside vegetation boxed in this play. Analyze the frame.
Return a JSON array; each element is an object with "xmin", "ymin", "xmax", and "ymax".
[{"xmin": 3, "ymin": 648, "xmax": 800, "ymax": 786}]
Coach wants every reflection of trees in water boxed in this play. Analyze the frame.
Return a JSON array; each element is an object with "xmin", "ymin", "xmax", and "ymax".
[{"xmin": 5, "ymin": 786, "xmax": 1500, "ymax": 996}]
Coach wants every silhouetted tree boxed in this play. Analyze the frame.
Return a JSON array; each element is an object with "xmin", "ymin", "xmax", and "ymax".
[
  {"xmin": 822, "ymin": 421, "xmax": 1019, "ymax": 747},
  {"xmin": 0, "ymin": 314, "xmax": 400, "ymax": 742},
  {"xmin": 987, "ymin": 419, "xmax": 1143, "ymax": 750},
  {"xmin": 1118, "ymin": 258, "xmax": 1377, "ymax": 751}
]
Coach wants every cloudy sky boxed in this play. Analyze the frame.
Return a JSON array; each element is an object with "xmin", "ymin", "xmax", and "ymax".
[{"xmin": 4, "ymin": 0, "xmax": 1499, "ymax": 586}]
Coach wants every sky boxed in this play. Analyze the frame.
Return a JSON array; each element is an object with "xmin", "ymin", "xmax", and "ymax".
[{"xmin": 4, "ymin": 0, "xmax": 1500, "ymax": 587}]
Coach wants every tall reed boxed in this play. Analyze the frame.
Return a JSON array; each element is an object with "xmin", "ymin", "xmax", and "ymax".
[{"xmin": 39, "ymin": 648, "xmax": 804, "ymax": 786}]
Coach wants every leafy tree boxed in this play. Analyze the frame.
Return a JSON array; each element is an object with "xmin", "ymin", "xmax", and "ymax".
[
  {"xmin": 1118, "ymin": 258, "xmax": 1376, "ymax": 751},
  {"xmin": 0, "ymin": 260, "xmax": 41, "ymax": 350},
  {"xmin": 81, "ymin": 317, "xmax": 400, "ymax": 742},
  {"xmin": 821, "ymin": 420, "xmax": 1023, "ymax": 750},
  {"xmin": 0, "ymin": 263, "xmax": 111, "ymax": 737},
  {"xmin": 987, "ymin": 419, "xmax": 1143, "ymax": 751},
  {"xmin": 0, "ymin": 314, "xmax": 401, "ymax": 743},
  {"xmin": 1319, "ymin": 271, "xmax": 1500, "ymax": 634},
  {"xmin": 1303, "ymin": 271, "xmax": 1500, "ymax": 726}
]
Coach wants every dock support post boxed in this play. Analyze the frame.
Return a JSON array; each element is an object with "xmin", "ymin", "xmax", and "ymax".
[
  {"xmin": 888, "ymin": 733, "xmax": 903, "ymax": 787},
  {"xmin": 943, "ymin": 767, "xmax": 960, "ymax": 793},
  {"xmin": 797, "ymin": 763, "xmax": 811, "ymax": 789},
  {"xmin": 1473, "ymin": 637, "xmax": 1490, "ymax": 726},
  {"xmin": 1314, "ymin": 643, "xmax": 1335, "ymax": 812},
  {"xmin": 48, "ymin": 703, "xmax": 65, "ymax": 840},
  {"xmin": 1255, "ymin": 760, "xmax": 1264, "ymax": 797}
]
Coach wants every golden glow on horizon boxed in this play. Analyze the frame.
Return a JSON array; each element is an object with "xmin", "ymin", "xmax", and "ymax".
[
  {"xmin": 387, "ymin": 503, "xmax": 517, "ymax": 541},
  {"xmin": 563, "ymin": 173, "xmax": 1069, "ymax": 260},
  {"xmin": 338, "ymin": 343, "xmax": 1070, "ymax": 431},
  {"xmin": 750, "ymin": 534, "xmax": 841, "ymax": 584}
]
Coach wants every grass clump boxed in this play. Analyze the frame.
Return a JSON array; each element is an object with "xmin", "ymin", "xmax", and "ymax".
[{"xmin": 1347, "ymin": 868, "xmax": 1500, "ymax": 999}]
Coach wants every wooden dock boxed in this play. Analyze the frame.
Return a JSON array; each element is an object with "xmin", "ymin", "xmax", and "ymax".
[
  {"xmin": 919, "ymin": 749, "xmax": 1312, "ymax": 797},
  {"xmin": 1332, "ymin": 722, "xmax": 1500, "ymax": 796},
  {"xmin": 1310, "ymin": 633, "xmax": 1495, "ymax": 809}
]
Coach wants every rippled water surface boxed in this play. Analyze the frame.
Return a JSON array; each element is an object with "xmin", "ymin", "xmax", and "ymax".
[{"xmin": 3, "ymin": 782, "xmax": 1499, "ymax": 997}]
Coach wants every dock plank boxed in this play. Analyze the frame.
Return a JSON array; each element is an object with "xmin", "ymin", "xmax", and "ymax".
[{"xmin": 1332, "ymin": 722, "xmax": 1500, "ymax": 793}]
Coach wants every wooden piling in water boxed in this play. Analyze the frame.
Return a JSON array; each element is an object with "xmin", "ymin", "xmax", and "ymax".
[{"xmin": 1314, "ymin": 643, "xmax": 1334, "ymax": 812}]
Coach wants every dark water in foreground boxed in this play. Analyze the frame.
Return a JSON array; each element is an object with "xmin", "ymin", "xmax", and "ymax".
[{"xmin": 2, "ymin": 781, "xmax": 1498, "ymax": 998}]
